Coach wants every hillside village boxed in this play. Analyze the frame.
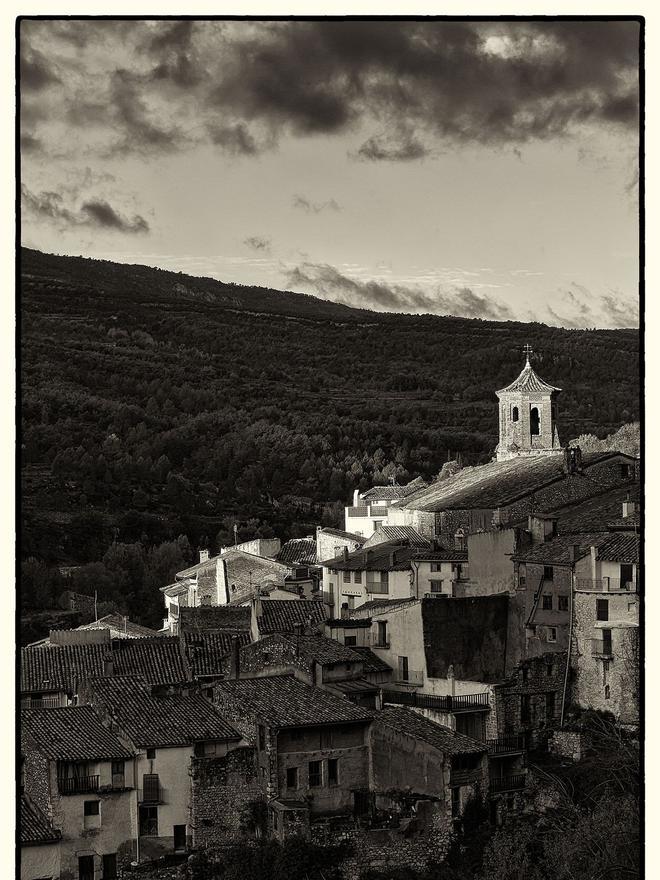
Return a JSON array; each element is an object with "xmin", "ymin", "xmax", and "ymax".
[{"xmin": 20, "ymin": 354, "xmax": 641, "ymax": 880}]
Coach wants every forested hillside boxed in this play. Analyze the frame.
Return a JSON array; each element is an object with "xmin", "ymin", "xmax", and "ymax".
[{"xmin": 20, "ymin": 248, "xmax": 640, "ymax": 575}]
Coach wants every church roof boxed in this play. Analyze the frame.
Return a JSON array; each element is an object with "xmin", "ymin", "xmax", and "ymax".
[{"xmin": 496, "ymin": 357, "xmax": 561, "ymax": 395}]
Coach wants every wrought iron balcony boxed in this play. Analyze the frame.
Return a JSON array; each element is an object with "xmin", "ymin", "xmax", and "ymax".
[
  {"xmin": 58, "ymin": 775, "xmax": 100, "ymax": 795},
  {"xmin": 382, "ymin": 690, "xmax": 490, "ymax": 713},
  {"xmin": 576, "ymin": 578, "xmax": 638, "ymax": 593},
  {"xmin": 369, "ymin": 506, "xmax": 388, "ymax": 517},
  {"xmin": 346, "ymin": 506, "xmax": 369, "ymax": 517},
  {"xmin": 486, "ymin": 735, "xmax": 525, "ymax": 756},
  {"xmin": 23, "ymin": 695, "xmax": 62, "ymax": 709},
  {"xmin": 490, "ymin": 774, "xmax": 526, "ymax": 794}
]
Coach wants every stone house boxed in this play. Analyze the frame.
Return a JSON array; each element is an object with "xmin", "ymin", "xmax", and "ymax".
[
  {"xmin": 571, "ymin": 533, "xmax": 640, "ymax": 726},
  {"xmin": 315, "ymin": 526, "xmax": 366, "ymax": 565},
  {"xmin": 21, "ymin": 706, "xmax": 137, "ymax": 880},
  {"xmin": 78, "ymin": 674, "xmax": 245, "ymax": 859},
  {"xmin": 371, "ymin": 706, "xmax": 489, "ymax": 821},
  {"xmin": 19, "ymin": 793, "xmax": 61, "ymax": 880},
  {"xmin": 213, "ymin": 674, "xmax": 374, "ymax": 833}
]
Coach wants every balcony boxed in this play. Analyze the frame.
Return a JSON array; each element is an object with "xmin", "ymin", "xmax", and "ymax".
[
  {"xmin": 58, "ymin": 775, "xmax": 100, "ymax": 795},
  {"xmin": 576, "ymin": 578, "xmax": 638, "ymax": 593},
  {"xmin": 369, "ymin": 506, "xmax": 388, "ymax": 517},
  {"xmin": 347, "ymin": 506, "xmax": 369, "ymax": 517},
  {"xmin": 366, "ymin": 582, "xmax": 389, "ymax": 595},
  {"xmin": 591, "ymin": 639, "xmax": 614, "ymax": 658},
  {"xmin": 490, "ymin": 774, "xmax": 526, "ymax": 794},
  {"xmin": 486, "ymin": 735, "xmax": 525, "ymax": 756},
  {"xmin": 22, "ymin": 695, "xmax": 62, "ymax": 709},
  {"xmin": 382, "ymin": 690, "xmax": 490, "ymax": 713},
  {"xmin": 450, "ymin": 769, "xmax": 482, "ymax": 787}
]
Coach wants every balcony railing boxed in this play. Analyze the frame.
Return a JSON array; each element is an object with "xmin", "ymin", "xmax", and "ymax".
[
  {"xmin": 347, "ymin": 506, "xmax": 369, "ymax": 517},
  {"xmin": 591, "ymin": 639, "xmax": 614, "ymax": 658},
  {"xmin": 22, "ymin": 695, "xmax": 62, "ymax": 709},
  {"xmin": 382, "ymin": 690, "xmax": 490, "ymax": 713},
  {"xmin": 486, "ymin": 735, "xmax": 525, "ymax": 756},
  {"xmin": 490, "ymin": 774, "xmax": 526, "ymax": 794},
  {"xmin": 576, "ymin": 578, "xmax": 637, "ymax": 593},
  {"xmin": 58, "ymin": 775, "xmax": 100, "ymax": 795},
  {"xmin": 450, "ymin": 769, "xmax": 482, "ymax": 787},
  {"xmin": 369, "ymin": 506, "xmax": 388, "ymax": 517}
]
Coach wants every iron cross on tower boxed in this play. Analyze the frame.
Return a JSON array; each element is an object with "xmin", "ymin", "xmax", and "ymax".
[{"xmin": 523, "ymin": 343, "xmax": 533, "ymax": 362}]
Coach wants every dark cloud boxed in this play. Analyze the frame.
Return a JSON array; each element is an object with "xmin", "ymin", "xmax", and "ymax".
[
  {"xmin": 20, "ymin": 46, "xmax": 60, "ymax": 91},
  {"xmin": 80, "ymin": 200, "xmax": 149, "ymax": 233},
  {"xmin": 283, "ymin": 262, "xmax": 513, "ymax": 321},
  {"xmin": 20, "ymin": 132, "xmax": 42, "ymax": 153},
  {"xmin": 244, "ymin": 235, "xmax": 271, "ymax": 252},
  {"xmin": 292, "ymin": 194, "xmax": 342, "ymax": 213},
  {"xmin": 21, "ymin": 20, "xmax": 639, "ymax": 160},
  {"xmin": 22, "ymin": 184, "xmax": 150, "ymax": 234}
]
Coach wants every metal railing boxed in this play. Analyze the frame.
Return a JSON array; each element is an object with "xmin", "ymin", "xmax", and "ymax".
[
  {"xmin": 58, "ymin": 775, "xmax": 100, "ymax": 795},
  {"xmin": 576, "ymin": 578, "xmax": 637, "ymax": 593},
  {"xmin": 23, "ymin": 695, "xmax": 62, "ymax": 709},
  {"xmin": 346, "ymin": 507, "xmax": 369, "ymax": 517},
  {"xmin": 382, "ymin": 690, "xmax": 490, "ymax": 712},
  {"xmin": 591, "ymin": 639, "xmax": 614, "ymax": 657},
  {"xmin": 490, "ymin": 774, "xmax": 526, "ymax": 794},
  {"xmin": 486, "ymin": 735, "xmax": 525, "ymax": 755},
  {"xmin": 369, "ymin": 506, "xmax": 389, "ymax": 517}
]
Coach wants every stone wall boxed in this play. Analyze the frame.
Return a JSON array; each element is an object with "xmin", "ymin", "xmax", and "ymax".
[
  {"xmin": 549, "ymin": 729, "xmax": 589, "ymax": 762},
  {"xmin": 190, "ymin": 747, "xmax": 264, "ymax": 848}
]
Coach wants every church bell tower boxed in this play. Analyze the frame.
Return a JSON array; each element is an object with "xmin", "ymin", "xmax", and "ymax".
[{"xmin": 495, "ymin": 346, "xmax": 562, "ymax": 462}]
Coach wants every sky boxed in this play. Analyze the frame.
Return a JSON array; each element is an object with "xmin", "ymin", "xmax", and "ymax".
[{"xmin": 19, "ymin": 18, "xmax": 640, "ymax": 328}]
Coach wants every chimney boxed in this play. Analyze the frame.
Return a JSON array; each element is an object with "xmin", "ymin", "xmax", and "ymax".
[
  {"xmin": 199, "ymin": 548, "xmax": 210, "ymax": 564},
  {"xmin": 563, "ymin": 446, "xmax": 582, "ymax": 475},
  {"xmin": 622, "ymin": 496, "xmax": 637, "ymax": 518},
  {"xmin": 123, "ymin": 616, "xmax": 128, "ymax": 635},
  {"xmin": 353, "ymin": 489, "xmax": 360, "ymax": 506},
  {"xmin": 568, "ymin": 544, "xmax": 582, "ymax": 563},
  {"xmin": 293, "ymin": 622, "xmax": 303, "ymax": 656},
  {"xmin": 229, "ymin": 636, "xmax": 241, "ymax": 680},
  {"xmin": 340, "ymin": 602, "xmax": 349, "ymax": 620},
  {"xmin": 343, "ymin": 546, "xmax": 349, "ymax": 562},
  {"xmin": 389, "ymin": 550, "xmax": 396, "ymax": 567},
  {"xmin": 103, "ymin": 654, "xmax": 114, "ymax": 677}
]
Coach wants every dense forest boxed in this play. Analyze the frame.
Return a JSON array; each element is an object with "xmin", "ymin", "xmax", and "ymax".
[{"xmin": 20, "ymin": 248, "xmax": 640, "ymax": 627}]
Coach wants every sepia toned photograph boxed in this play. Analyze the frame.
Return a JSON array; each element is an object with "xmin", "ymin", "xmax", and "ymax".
[{"xmin": 17, "ymin": 16, "xmax": 641, "ymax": 880}]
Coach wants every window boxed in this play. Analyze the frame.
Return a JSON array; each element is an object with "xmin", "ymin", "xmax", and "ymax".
[
  {"xmin": 542, "ymin": 595, "xmax": 553, "ymax": 611},
  {"xmin": 309, "ymin": 760, "xmax": 322, "ymax": 787},
  {"xmin": 142, "ymin": 773, "xmax": 160, "ymax": 802},
  {"xmin": 111, "ymin": 760, "xmax": 125, "ymax": 788},
  {"xmin": 430, "ymin": 562, "xmax": 442, "ymax": 572},
  {"xmin": 620, "ymin": 563, "xmax": 634, "ymax": 589},
  {"xmin": 194, "ymin": 742, "xmax": 210, "ymax": 758},
  {"xmin": 286, "ymin": 767, "xmax": 299, "ymax": 789},
  {"xmin": 103, "ymin": 853, "xmax": 118, "ymax": 879},
  {"xmin": 398, "ymin": 656, "xmax": 409, "ymax": 681},
  {"xmin": 343, "ymin": 571, "xmax": 351, "ymax": 583},
  {"xmin": 620, "ymin": 464, "xmax": 633, "ymax": 479},
  {"xmin": 429, "ymin": 580, "xmax": 444, "ymax": 593},
  {"xmin": 258, "ymin": 725, "xmax": 266, "ymax": 751},
  {"xmin": 146, "ymin": 748, "xmax": 156, "ymax": 760},
  {"xmin": 602, "ymin": 628, "xmax": 612, "ymax": 654},
  {"xmin": 376, "ymin": 621, "xmax": 388, "ymax": 647},
  {"xmin": 530, "ymin": 406, "xmax": 540, "ymax": 436},
  {"xmin": 558, "ymin": 596, "xmax": 569, "ymax": 612},
  {"xmin": 546, "ymin": 663, "xmax": 554, "ymax": 677},
  {"xmin": 512, "ymin": 406, "xmax": 519, "ymax": 422},
  {"xmin": 328, "ymin": 758, "xmax": 339, "ymax": 785},
  {"xmin": 548, "ymin": 627, "xmax": 557, "ymax": 643},
  {"xmin": 545, "ymin": 692, "xmax": 555, "ymax": 722},
  {"xmin": 604, "ymin": 684, "xmax": 611, "ymax": 700},
  {"xmin": 354, "ymin": 571, "xmax": 362, "ymax": 584},
  {"xmin": 84, "ymin": 800, "xmax": 100, "ymax": 816},
  {"xmin": 320, "ymin": 730, "xmax": 334, "ymax": 749},
  {"xmin": 543, "ymin": 566, "xmax": 554, "ymax": 582},
  {"xmin": 451, "ymin": 787, "xmax": 461, "ymax": 818},
  {"xmin": 345, "ymin": 635, "xmax": 357, "ymax": 646},
  {"xmin": 596, "ymin": 599, "xmax": 609, "ymax": 622},
  {"xmin": 522, "ymin": 667, "xmax": 529, "ymax": 682},
  {"xmin": 139, "ymin": 805, "xmax": 158, "ymax": 836},
  {"xmin": 521, "ymin": 694, "xmax": 532, "ymax": 724}
]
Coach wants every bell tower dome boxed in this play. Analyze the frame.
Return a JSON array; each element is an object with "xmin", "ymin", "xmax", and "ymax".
[{"xmin": 495, "ymin": 347, "xmax": 562, "ymax": 462}]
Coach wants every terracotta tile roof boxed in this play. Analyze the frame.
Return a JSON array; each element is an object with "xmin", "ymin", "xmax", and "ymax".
[
  {"xmin": 496, "ymin": 358, "xmax": 561, "ymax": 395},
  {"xmin": 414, "ymin": 548, "xmax": 468, "ymax": 561},
  {"xmin": 596, "ymin": 533, "xmax": 639, "ymax": 563},
  {"xmin": 377, "ymin": 706, "xmax": 486, "ymax": 755},
  {"xmin": 607, "ymin": 514, "xmax": 640, "ymax": 531},
  {"xmin": 258, "ymin": 599, "xmax": 327, "ymax": 634},
  {"xmin": 161, "ymin": 581, "xmax": 188, "ymax": 598},
  {"xmin": 325, "ymin": 541, "xmax": 418, "ymax": 572},
  {"xmin": 363, "ymin": 526, "xmax": 430, "ymax": 548},
  {"xmin": 512, "ymin": 533, "xmax": 610, "ymax": 565},
  {"xmin": 179, "ymin": 606, "xmax": 251, "ymax": 633},
  {"xmin": 177, "ymin": 550, "xmax": 290, "ymax": 604},
  {"xmin": 276, "ymin": 538, "xmax": 318, "ymax": 566},
  {"xmin": 330, "ymin": 678, "xmax": 380, "ymax": 695},
  {"xmin": 216, "ymin": 675, "xmax": 373, "ymax": 728},
  {"xmin": 353, "ymin": 597, "xmax": 418, "ymax": 614},
  {"xmin": 184, "ymin": 631, "xmax": 251, "ymax": 678},
  {"xmin": 399, "ymin": 452, "xmax": 633, "ymax": 513},
  {"xmin": 319, "ymin": 527, "xmax": 366, "ymax": 544},
  {"xmin": 84, "ymin": 676, "xmax": 241, "ymax": 747},
  {"xmin": 20, "ymin": 795, "xmax": 60, "ymax": 845},
  {"xmin": 245, "ymin": 633, "xmax": 363, "ymax": 667},
  {"xmin": 542, "ymin": 482, "xmax": 640, "ymax": 534},
  {"xmin": 353, "ymin": 647, "xmax": 393, "ymax": 674},
  {"xmin": 21, "ymin": 637, "xmax": 190, "ymax": 694},
  {"xmin": 22, "ymin": 706, "xmax": 134, "ymax": 760},
  {"xmin": 75, "ymin": 614, "xmax": 160, "ymax": 639},
  {"xmin": 361, "ymin": 477, "xmax": 427, "ymax": 501}
]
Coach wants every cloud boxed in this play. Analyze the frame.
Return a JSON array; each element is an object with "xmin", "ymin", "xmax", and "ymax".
[
  {"xmin": 283, "ymin": 261, "xmax": 514, "ymax": 320},
  {"xmin": 292, "ymin": 194, "xmax": 342, "ymax": 213},
  {"xmin": 244, "ymin": 235, "xmax": 271, "ymax": 252},
  {"xmin": 545, "ymin": 284, "xmax": 638, "ymax": 329},
  {"xmin": 19, "ymin": 20, "xmax": 639, "ymax": 161},
  {"xmin": 22, "ymin": 184, "xmax": 150, "ymax": 234},
  {"xmin": 20, "ymin": 132, "xmax": 42, "ymax": 152}
]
